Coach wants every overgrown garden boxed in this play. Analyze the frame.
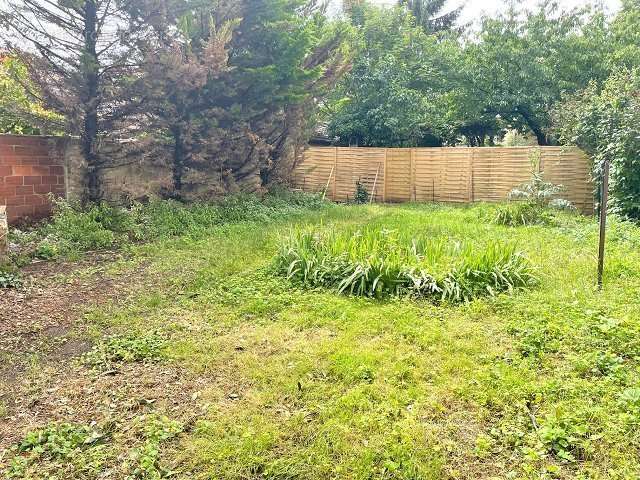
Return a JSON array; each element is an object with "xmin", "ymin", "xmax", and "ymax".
[{"xmin": 2, "ymin": 1, "xmax": 640, "ymax": 478}]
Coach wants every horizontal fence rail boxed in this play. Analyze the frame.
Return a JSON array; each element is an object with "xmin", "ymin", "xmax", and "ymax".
[{"xmin": 293, "ymin": 146, "xmax": 594, "ymax": 214}]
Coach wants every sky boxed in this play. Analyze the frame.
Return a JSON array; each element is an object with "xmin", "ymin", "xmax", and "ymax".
[{"xmin": 330, "ymin": 0, "xmax": 623, "ymax": 22}]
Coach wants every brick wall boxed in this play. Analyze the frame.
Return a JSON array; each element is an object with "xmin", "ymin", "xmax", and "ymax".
[{"xmin": 0, "ymin": 135, "xmax": 66, "ymax": 224}]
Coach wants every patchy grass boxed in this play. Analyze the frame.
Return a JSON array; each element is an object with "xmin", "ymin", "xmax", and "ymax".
[
  {"xmin": 3, "ymin": 202, "xmax": 640, "ymax": 479},
  {"xmin": 82, "ymin": 332, "xmax": 167, "ymax": 371}
]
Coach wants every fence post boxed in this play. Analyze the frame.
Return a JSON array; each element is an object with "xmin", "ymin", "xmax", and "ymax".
[
  {"xmin": 333, "ymin": 147, "xmax": 338, "ymax": 201},
  {"xmin": 383, "ymin": 149, "xmax": 388, "ymax": 203},
  {"xmin": 468, "ymin": 149, "xmax": 474, "ymax": 202},
  {"xmin": 410, "ymin": 149, "xmax": 416, "ymax": 201}
]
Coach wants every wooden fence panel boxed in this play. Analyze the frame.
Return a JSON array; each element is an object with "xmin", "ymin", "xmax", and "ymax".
[
  {"xmin": 384, "ymin": 148, "xmax": 412, "ymax": 202},
  {"xmin": 334, "ymin": 148, "xmax": 385, "ymax": 202},
  {"xmin": 294, "ymin": 146, "xmax": 594, "ymax": 213}
]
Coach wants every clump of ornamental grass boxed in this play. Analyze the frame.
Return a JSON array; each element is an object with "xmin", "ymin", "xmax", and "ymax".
[{"xmin": 273, "ymin": 227, "xmax": 537, "ymax": 302}]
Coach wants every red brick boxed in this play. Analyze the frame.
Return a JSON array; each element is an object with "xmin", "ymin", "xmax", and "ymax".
[
  {"xmin": 24, "ymin": 194, "xmax": 46, "ymax": 205},
  {"xmin": 42, "ymin": 175, "xmax": 58, "ymax": 185},
  {"xmin": 0, "ymin": 145, "xmax": 16, "ymax": 155},
  {"xmin": 50, "ymin": 186, "xmax": 65, "ymax": 195},
  {"xmin": 57, "ymin": 176, "xmax": 65, "ymax": 185},
  {"xmin": 5, "ymin": 176, "xmax": 23, "ymax": 186},
  {"xmin": 31, "ymin": 165, "xmax": 52, "ymax": 175},
  {"xmin": 13, "ymin": 145, "xmax": 49, "ymax": 156},
  {"xmin": 0, "ymin": 186, "xmax": 16, "ymax": 196},
  {"xmin": 0, "ymin": 165, "xmax": 12, "ymax": 176},
  {"xmin": 24, "ymin": 176, "xmax": 42, "ymax": 185},
  {"xmin": 7, "ymin": 136, "xmax": 43, "ymax": 146},
  {"xmin": 50, "ymin": 166, "xmax": 64, "ymax": 175},
  {"xmin": 12, "ymin": 165, "xmax": 33, "ymax": 176},
  {"xmin": 34, "ymin": 184, "xmax": 54, "ymax": 194},
  {"xmin": 15, "ymin": 185, "xmax": 34, "ymax": 195},
  {"xmin": 17, "ymin": 156, "xmax": 42, "ymax": 166},
  {"xmin": 6, "ymin": 195, "xmax": 25, "ymax": 206}
]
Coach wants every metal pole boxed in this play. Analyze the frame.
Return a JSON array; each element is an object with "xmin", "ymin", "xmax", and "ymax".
[{"xmin": 597, "ymin": 158, "xmax": 610, "ymax": 289}]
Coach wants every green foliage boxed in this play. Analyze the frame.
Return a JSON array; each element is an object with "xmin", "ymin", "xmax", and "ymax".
[
  {"xmin": 493, "ymin": 156, "xmax": 572, "ymax": 226},
  {"xmin": 83, "ymin": 333, "xmax": 167, "ymax": 370},
  {"xmin": 0, "ymin": 56, "xmax": 59, "ymax": 134},
  {"xmin": 0, "ymin": 265, "xmax": 22, "ymax": 288},
  {"xmin": 553, "ymin": 68, "xmax": 640, "ymax": 220},
  {"xmin": 398, "ymin": 0, "xmax": 463, "ymax": 35},
  {"xmin": 9, "ymin": 422, "xmax": 105, "ymax": 475},
  {"xmin": 326, "ymin": 6, "xmax": 460, "ymax": 147},
  {"xmin": 5, "ymin": 416, "xmax": 183, "ymax": 479},
  {"xmin": 273, "ymin": 227, "xmax": 537, "ymax": 301},
  {"xmin": 9, "ymin": 191, "xmax": 329, "ymax": 263},
  {"xmin": 5, "ymin": 203, "xmax": 640, "ymax": 478},
  {"xmin": 508, "ymin": 173, "xmax": 564, "ymax": 208},
  {"xmin": 328, "ymin": 1, "xmax": 626, "ymax": 147},
  {"xmin": 539, "ymin": 412, "xmax": 589, "ymax": 462},
  {"xmin": 127, "ymin": 415, "xmax": 183, "ymax": 479},
  {"xmin": 353, "ymin": 180, "xmax": 369, "ymax": 204},
  {"xmin": 460, "ymin": 3, "xmax": 611, "ymax": 146},
  {"xmin": 493, "ymin": 202, "xmax": 552, "ymax": 227},
  {"xmin": 41, "ymin": 200, "xmax": 141, "ymax": 254}
]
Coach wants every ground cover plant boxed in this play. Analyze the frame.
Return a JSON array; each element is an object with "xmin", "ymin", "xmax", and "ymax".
[
  {"xmin": 5, "ymin": 190, "xmax": 328, "ymax": 267},
  {"xmin": 274, "ymin": 227, "xmax": 537, "ymax": 301},
  {"xmin": 3, "ymin": 202, "xmax": 640, "ymax": 479}
]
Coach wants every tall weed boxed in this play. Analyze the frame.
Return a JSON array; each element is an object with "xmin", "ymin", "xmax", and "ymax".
[
  {"xmin": 8, "ymin": 191, "xmax": 328, "ymax": 264},
  {"xmin": 274, "ymin": 227, "xmax": 537, "ymax": 302}
]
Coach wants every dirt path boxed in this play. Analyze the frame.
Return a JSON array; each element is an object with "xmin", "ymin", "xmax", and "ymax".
[
  {"xmin": 1, "ymin": 253, "xmax": 144, "ymax": 365},
  {"xmin": 0, "ymin": 253, "xmax": 176, "ymax": 450}
]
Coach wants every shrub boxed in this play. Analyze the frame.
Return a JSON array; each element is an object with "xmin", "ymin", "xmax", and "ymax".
[
  {"xmin": 40, "ymin": 200, "xmax": 135, "ymax": 254},
  {"xmin": 273, "ymin": 227, "xmax": 537, "ymax": 302},
  {"xmin": 493, "ymin": 202, "xmax": 552, "ymax": 227},
  {"xmin": 9, "ymin": 190, "xmax": 328, "ymax": 263},
  {"xmin": 553, "ymin": 68, "xmax": 640, "ymax": 220},
  {"xmin": 493, "ymin": 151, "xmax": 575, "ymax": 227},
  {"xmin": 353, "ymin": 180, "xmax": 369, "ymax": 204}
]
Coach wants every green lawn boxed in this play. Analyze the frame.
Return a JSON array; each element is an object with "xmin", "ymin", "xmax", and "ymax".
[{"xmin": 4, "ymin": 203, "xmax": 640, "ymax": 479}]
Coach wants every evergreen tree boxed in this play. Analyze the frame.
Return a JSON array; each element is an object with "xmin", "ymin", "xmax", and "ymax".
[
  {"xmin": 0, "ymin": 0, "xmax": 140, "ymax": 202},
  {"xmin": 398, "ymin": 0, "xmax": 463, "ymax": 34}
]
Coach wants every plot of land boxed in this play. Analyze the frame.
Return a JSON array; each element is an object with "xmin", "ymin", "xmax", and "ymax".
[{"xmin": 1, "ymin": 203, "xmax": 640, "ymax": 479}]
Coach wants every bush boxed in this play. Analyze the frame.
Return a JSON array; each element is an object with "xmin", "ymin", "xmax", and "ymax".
[
  {"xmin": 493, "ymin": 202, "xmax": 552, "ymax": 227},
  {"xmin": 273, "ymin": 227, "xmax": 537, "ymax": 302},
  {"xmin": 553, "ymin": 68, "xmax": 640, "ymax": 220},
  {"xmin": 492, "ymin": 151, "xmax": 574, "ymax": 227},
  {"xmin": 9, "ymin": 190, "xmax": 328, "ymax": 263},
  {"xmin": 353, "ymin": 181, "xmax": 369, "ymax": 204}
]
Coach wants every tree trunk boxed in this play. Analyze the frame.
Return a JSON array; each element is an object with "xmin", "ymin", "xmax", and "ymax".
[
  {"xmin": 82, "ymin": 0, "xmax": 101, "ymax": 203},
  {"xmin": 172, "ymin": 126, "xmax": 184, "ymax": 197},
  {"xmin": 519, "ymin": 108, "xmax": 548, "ymax": 146}
]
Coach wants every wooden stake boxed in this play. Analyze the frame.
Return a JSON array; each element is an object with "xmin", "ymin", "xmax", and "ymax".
[
  {"xmin": 370, "ymin": 162, "xmax": 381, "ymax": 204},
  {"xmin": 322, "ymin": 165, "xmax": 335, "ymax": 200}
]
